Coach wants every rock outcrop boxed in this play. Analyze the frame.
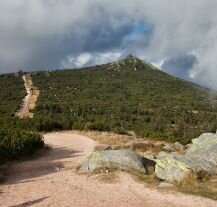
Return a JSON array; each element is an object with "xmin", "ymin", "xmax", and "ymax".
[
  {"xmin": 155, "ymin": 155, "xmax": 192, "ymax": 183},
  {"xmin": 80, "ymin": 132, "xmax": 217, "ymax": 184},
  {"xmin": 185, "ymin": 133, "xmax": 217, "ymax": 173},
  {"xmin": 155, "ymin": 132, "xmax": 217, "ymax": 183},
  {"xmin": 79, "ymin": 150, "xmax": 154, "ymax": 173}
]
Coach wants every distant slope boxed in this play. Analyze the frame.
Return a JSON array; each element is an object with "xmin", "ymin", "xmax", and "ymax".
[
  {"xmin": 32, "ymin": 56, "xmax": 217, "ymax": 143},
  {"xmin": 0, "ymin": 74, "xmax": 25, "ymax": 119}
]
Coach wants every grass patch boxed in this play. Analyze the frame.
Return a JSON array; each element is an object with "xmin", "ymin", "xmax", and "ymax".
[
  {"xmin": 91, "ymin": 167, "xmax": 119, "ymax": 183},
  {"xmin": 173, "ymin": 172, "xmax": 217, "ymax": 200},
  {"xmin": 130, "ymin": 170, "xmax": 160, "ymax": 185},
  {"xmin": 73, "ymin": 130, "xmax": 165, "ymax": 157},
  {"xmin": 131, "ymin": 170, "xmax": 217, "ymax": 200},
  {"xmin": 91, "ymin": 165, "xmax": 159, "ymax": 185},
  {"xmin": 177, "ymin": 178, "xmax": 217, "ymax": 200},
  {"xmin": 96, "ymin": 172, "xmax": 119, "ymax": 183},
  {"xmin": 76, "ymin": 130, "xmax": 134, "ymax": 147}
]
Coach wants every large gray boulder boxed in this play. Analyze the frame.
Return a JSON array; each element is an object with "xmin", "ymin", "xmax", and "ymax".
[
  {"xmin": 155, "ymin": 155, "xmax": 192, "ymax": 183},
  {"xmin": 79, "ymin": 150, "xmax": 154, "ymax": 173},
  {"xmin": 155, "ymin": 132, "xmax": 217, "ymax": 183},
  {"xmin": 185, "ymin": 133, "xmax": 217, "ymax": 173}
]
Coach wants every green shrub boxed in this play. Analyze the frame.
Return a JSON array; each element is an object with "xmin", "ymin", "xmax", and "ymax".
[{"xmin": 0, "ymin": 128, "xmax": 44, "ymax": 164}]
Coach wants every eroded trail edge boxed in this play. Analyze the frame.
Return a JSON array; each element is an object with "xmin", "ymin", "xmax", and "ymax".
[
  {"xmin": 0, "ymin": 132, "xmax": 217, "ymax": 207},
  {"xmin": 15, "ymin": 74, "xmax": 39, "ymax": 118}
]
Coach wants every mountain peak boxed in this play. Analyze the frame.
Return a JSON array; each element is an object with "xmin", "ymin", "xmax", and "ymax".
[
  {"xmin": 123, "ymin": 54, "xmax": 141, "ymax": 62},
  {"xmin": 125, "ymin": 54, "xmax": 137, "ymax": 59},
  {"xmin": 106, "ymin": 54, "xmax": 158, "ymax": 72}
]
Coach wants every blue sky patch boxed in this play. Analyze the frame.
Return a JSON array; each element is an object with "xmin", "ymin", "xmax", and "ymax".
[{"xmin": 126, "ymin": 22, "xmax": 153, "ymax": 41}]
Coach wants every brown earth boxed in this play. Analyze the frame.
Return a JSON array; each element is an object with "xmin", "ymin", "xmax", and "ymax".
[
  {"xmin": 15, "ymin": 74, "xmax": 39, "ymax": 118},
  {"xmin": 0, "ymin": 132, "xmax": 217, "ymax": 207}
]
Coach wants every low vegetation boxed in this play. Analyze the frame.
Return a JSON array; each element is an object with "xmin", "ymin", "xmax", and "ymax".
[
  {"xmin": 0, "ymin": 126, "xmax": 44, "ymax": 165},
  {"xmin": 0, "ymin": 74, "xmax": 25, "ymax": 119},
  {"xmin": 0, "ymin": 73, "xmax": 44, "ymax": 164},
  {"xmin": 32, "ymin": 56, "xmax": 217, "ymax": 144}
]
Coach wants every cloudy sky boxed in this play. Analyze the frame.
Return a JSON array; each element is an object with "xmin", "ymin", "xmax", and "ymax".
[{"xmin": 1, "ymin": 0, "xmax": 217, "ymax": 89}]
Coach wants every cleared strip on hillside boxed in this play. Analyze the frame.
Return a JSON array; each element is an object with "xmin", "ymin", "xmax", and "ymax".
[{"xmin": 15, "ymin": 74, "xmax": 39, "ymax": 118}]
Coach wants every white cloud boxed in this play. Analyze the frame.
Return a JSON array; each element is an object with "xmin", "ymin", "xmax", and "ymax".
[
  {"xmin": 62, "ymin": 53, "xmax": 92, "ymax": 68},
  {"xmin": 1, "ymin": 1, "xmax": 217, "ymax": 89},
  {"xmin": 62, "ymin": 52, "xmax": 122, "ymax": 68}
]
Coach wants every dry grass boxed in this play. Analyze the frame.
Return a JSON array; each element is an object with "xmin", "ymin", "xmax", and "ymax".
[
  {"xmin": 130, "ymin": 170, "xmax": 160, "ymax": 185},
  {"xmin": 91, "ymin": 167, "xmax": 119, "ymax": 183},
  {"xmin": 128, "ymin": 142, "xmax": 165, "ymax": 156},
  {"xmin": 132, "ymin": 171, "xmax": 217, "ymax": 201},
  {"xmin": 177, "ymin": 176, "xmax": 217, "ymax": 200},
  {"xmin": 74, "ymin": 130, "xmax": 135, "ymax": 146},
  {"xmin": 72, "ymin": 130, "xmax": 165, "ymax": 156},
  {"xmin": 95, "ymin": 172, "xmax": 119, "ymax": 183},
  {"xmin": 91, "ymin": 167, "xmax": 158, "ymax": 186},
  {"xmin": 73, "ymin": 130, "xmax": 217, "ymax": 200}
]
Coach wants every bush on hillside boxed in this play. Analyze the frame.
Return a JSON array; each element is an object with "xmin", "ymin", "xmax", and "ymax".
[{"xmin": 0, "ymin": 128, "xmax": 44, "ymax": 164}]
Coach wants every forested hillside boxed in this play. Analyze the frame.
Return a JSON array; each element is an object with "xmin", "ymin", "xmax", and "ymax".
[
  {"xmin": 1, "ymin": 56, "xmax": 217, "ymax": 148},
  {"xmin": 0, "ymin": 74, "xmax": 25, "ymax": 119},
  {"xmin": 31, "ymin": 56, "xmax": 217, "ymax": 144},
  {"xmin": 0, "ymin": 74, "xmax": 44, "ymax": 164}
]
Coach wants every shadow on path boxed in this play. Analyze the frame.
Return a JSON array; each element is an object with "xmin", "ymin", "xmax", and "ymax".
[
  {"xmin": 3, "ymin": 146, "xmax": 83, "ymax": 185},
  {"xmin": 7, "ymin": 196, "xmax": 49, "ymax": 207}
]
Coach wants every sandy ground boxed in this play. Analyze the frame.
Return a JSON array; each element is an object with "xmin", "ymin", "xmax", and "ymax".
[
  {"xmin": 0, "ymin": 132, "xmax": 217, "ymax": 207},
  {"xmin": 15, "ymin": 74, "xmax": 39, "ymax": 118}
]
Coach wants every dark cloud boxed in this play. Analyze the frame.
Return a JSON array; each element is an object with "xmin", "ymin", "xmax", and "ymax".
[
  {"xmin": 83, "ymin": 20, "xmax": 133, "ymax": 52},
  {"xmin": 162, "ymin": 54, "xmax": 197, "ymax": 80},
  {"xmin": 1, "ymin": 1, "xmax": 217, "ymax": 89}
]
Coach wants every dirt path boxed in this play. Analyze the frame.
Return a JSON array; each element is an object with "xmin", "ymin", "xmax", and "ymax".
[
  {"xmin": 0, "ymin": 132, "xmax": 217, "ymax": 207},
  {"xmin": 15, "ymin": 74, "xmax": 39, "ymax": 118}
]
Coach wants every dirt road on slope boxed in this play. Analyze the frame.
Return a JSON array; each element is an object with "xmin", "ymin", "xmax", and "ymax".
[
  {"xmin": 0, "ymin": 132, "xmax": 217, "ymax": 207},
  {"xmin": 15, "ymin": 74, "xmax": 39, "ymax": 118}
]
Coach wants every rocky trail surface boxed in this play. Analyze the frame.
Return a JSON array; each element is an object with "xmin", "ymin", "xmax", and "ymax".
[
  {"xmin": 15, "ymin": 74, "xmax": 39, "ymax": 118},
  {"xmin": 0, "ymin": 132, "xmax": 217, "ymax": 207}
]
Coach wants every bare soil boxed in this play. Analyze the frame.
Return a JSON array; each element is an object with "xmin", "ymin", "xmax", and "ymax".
[
  {"xmin": 0, "ymin": 132, "xmax": 217, "ymax": 207},
  {"xmin": 15, "ymin": 74, "xmax": 39, "ymax": 118}
]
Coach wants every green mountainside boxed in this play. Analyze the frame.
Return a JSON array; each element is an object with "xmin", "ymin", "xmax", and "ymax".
[
  {"xmin": 0, "ymin": 74, "xmax": 43, "ymax": 164},
  {"xmin": 29, "ymin": 56, "xmax": 217, "ymax": 143},
  {"xmin": 0, "ymin": 74, "xmax": 25, "ymax": 119},
  {"xmin": 1, "ymin": 56, "xmax": 217, "ymax": 144}
]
